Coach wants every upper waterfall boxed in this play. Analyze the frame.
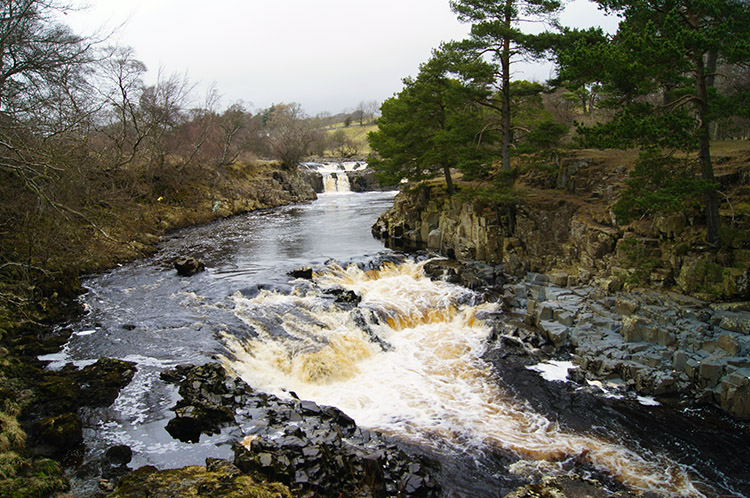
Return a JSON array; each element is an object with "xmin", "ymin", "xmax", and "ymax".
[{"xmin": 303, "ymin": 161, "xmax": 366, "ymax": 193}]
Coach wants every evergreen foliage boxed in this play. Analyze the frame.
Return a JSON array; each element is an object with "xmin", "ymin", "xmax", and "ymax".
[
  {"xmin": 368, "ymin": 51, "xmax": 498, "ymax": 193},
  {"xmin": 555, "ymin": 0, "xmax": 750, "ymax": 243},
  {"xmin": 450, "ymin": 0, "xmax": 564, "ymax": 171},
  {"xmin": 613, "ymin": 151, "xmax": 716, "ymax": 224}
]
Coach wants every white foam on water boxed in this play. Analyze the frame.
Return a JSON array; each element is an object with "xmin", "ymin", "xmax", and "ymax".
[
  {"xmin": 526, "ymin": 360, "xmax": 575, "ymax": 383},
  {"xmin": 222, "ymin": 261, "xmax": 704, "ymax": 497}
]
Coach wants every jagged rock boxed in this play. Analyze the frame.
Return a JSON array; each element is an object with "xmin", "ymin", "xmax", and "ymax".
[
  {"xmin": 174, "ymin": 257, "xmax": 205, "ymax": 276},
  {"xmin": 539, "ymin": 321, "xmax": 569, "ymax": 348},
  {"xmin": 490, "ymin": 268, "xmax": 750, "ymax": 419},
  {"xmin": 162, "ymin": 363, "xmax": 238, "ymax": 442},
  {"xmin": 326, "ymin": 288, "xmax": 361, "ymax": 306},
  {"xmin": 721, "ymin": 370, "xmax": 750, "ymax": 419},
  {"xmin": 288, "ymin": 266, "xmax": 313, "ymax": 279},
  {"xmin": 699, "ymin": 359, "xmax": 725, "ymax": 389},
  {"xmin": 161, "ymin": 363, "xmax": 441, "ymax": 497}
]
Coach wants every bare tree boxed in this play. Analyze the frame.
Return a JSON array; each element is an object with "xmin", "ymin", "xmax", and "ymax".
[
  {"xmin": 94, "ymin": 46, "xmax": 149, "ymax": 166},
  {"xmin": 0, "ymin": 0, "xmax": 95, "ymax": 117},
  {"xmin": 0, "ymin": 0, "xmax": 96, "ymax": 200},
  {"xmin": 364, "ymin": 100, "xmax": 380, "ymax": 123},
  {"xmin": 354, "ymin": 101, "xmax": 367, "ymax": 126},
  {"xmin": 215, "ymin": 102, "xmax": 250, "ymax": 166},
  {"xmin": 265, "ymin": 102, "xmax": 317, "ymax": 169},
  {"xmin": 138, "ymin": 69, "xmax": 192, "ymax": 168}
]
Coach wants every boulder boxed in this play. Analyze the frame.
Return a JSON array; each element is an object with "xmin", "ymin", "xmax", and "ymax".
[
  {"xmin": 104, "ymin": 445, "xmax": 133, "ymax": 467},
  {"xmin": 107, "ymin": 461, "xmax": 292, "ymax": 498},
  {"xmin": 174, "ymin": 257, "xmax": 205, "ymax": 276},
  {"xmin": 538, "ymin": 320, "xmax": 569, "ymax": 348},
  {"xmin": 288, "ymin": 266, "xmax": 313, "ymax": 279},
  {"xmin": 77, "ymin": 358, "xmax": 138, "ymax": 407},
  {"xmin": 720, "ymin": 370, "xmax": 750, "ymax": 419}
]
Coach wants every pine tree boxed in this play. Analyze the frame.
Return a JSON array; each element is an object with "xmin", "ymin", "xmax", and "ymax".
[
  {"xmin": 450, "ymin": 0, "xmax": 563, "ymax": 171},
  {"xmin": 557, "ymin": 0, "xmax": 750, "ymax": 243}
]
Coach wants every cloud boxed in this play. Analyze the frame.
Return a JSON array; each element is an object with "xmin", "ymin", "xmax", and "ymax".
[{"xmin": 67, "ymin": 0, "xmax": 618, "ymax": 115}]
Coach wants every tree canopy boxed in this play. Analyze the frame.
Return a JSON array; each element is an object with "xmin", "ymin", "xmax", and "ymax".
[
  {"xmin": 555, "ymin": 0, "xmax": 750, "ymax": 243},
  {"xmin": 449, "ymin": 0, "xmax": 564, "ymax": 171},
  {"xmin": 368, "ymin": 52, "xmax": 497, "ymax": 194}
]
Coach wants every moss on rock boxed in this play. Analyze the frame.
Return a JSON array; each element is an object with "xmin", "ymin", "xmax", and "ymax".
[
  {"xmin": 0, "ymin": 457, "xmax": 69, "ymax": 498},
  {"xmin": 109, "ymin": 460, "xmax": 292, "ymax": 498}
]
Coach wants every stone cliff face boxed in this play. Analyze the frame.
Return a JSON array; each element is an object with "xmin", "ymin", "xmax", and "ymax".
[
  {"xmin": 372, "ymin": 153, "xmax": 750, "ymax": 301},
  {"xmin": 372, "ymin": 151, "xmax": 750, "ymax": 419}
]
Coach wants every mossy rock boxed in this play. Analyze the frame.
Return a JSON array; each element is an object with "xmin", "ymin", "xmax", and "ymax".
[
  {"xmin": 35, "ymin": 376, "xmax": 78, "ymax": 411},
  {"xmin": 109, "ymin": 460, "xmax": 292, "ymax": 498},
  {"xmin": 37, "ymin": 412, "xmax": 82, "ymax": 449},
  {"xmin": 504, "ymin": 475, "xmax": 635, "ymax": 497},
  {"xmin": 0, "ymin": 457, "xmax": 69, "ymax": 498},
  {"xmin": 76, "ymin": 357, "xmax": 137, "ymax": 407},
  {"xmin": 676, "ymin": 255, "xmax": 734, "ymax": 300}
]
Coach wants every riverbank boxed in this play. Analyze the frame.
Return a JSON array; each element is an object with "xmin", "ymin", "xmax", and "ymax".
[
  {"xmin": 373, "ymin": 144, "xmax": 750, "ymax": 301},
  {"xmin": 4, "ymin": 148, "xmax": 748, "ymax": 497},
  {"xmin": 372, "ymin": 145, "xmax": 750, "ymax": 421},
  {"xmin": 0, "ymin": 162, "xmax": 316, "ymax": 497}
]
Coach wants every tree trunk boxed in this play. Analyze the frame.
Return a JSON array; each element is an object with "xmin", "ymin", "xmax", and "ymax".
[
  {"xmin": 500, "ymin": 0, "xmax": 512, "ymax": 172},
  {"xmin": 695, "ymin": 55, "xmax": 720, "ymax": 244},
  {"xmin": 443, "ymin": 164, "xmax": 454, "ymax": 195}
]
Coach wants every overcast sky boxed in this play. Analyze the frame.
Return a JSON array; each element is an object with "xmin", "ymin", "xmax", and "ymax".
[{"xmin": 66, "ymin": 0, "xmax": 619, "ymax": 116}]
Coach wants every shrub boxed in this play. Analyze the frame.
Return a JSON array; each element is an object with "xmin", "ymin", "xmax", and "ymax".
[{"xmin": 613, "ymin": 151, "xmax": 716, "ymax": 224}]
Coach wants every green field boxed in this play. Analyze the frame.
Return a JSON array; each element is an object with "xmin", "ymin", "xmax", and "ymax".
[{"xmin": 322, "ymin": 121, "xmax": 378, "ymax": 157}]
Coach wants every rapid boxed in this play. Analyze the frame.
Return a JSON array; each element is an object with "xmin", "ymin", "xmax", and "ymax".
[{"xmin": 47, "ymin": 189, "xmax": 744, "ymax": 497}]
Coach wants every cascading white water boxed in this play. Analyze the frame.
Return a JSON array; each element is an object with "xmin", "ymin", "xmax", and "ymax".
[
  {"xmin": 305, "ymin": 161, "xmax": 360, "ymax": 193},
  {"xmin": 335, "ymin": 171, "xmax": 350, "ymax": 192},
  {"xmin": 320, "ymin": 171, "xmax": 350, "ymax": 193},
  {"xmin": 222, "ymin": 260, "xmax": 704, "ymax": 497}
]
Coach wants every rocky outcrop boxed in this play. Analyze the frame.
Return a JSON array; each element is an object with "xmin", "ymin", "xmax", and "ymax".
[
  {"xmin": 372, "ymin": 183, "xmax": 622, "ymax": 277},
  {"xmin": 160, "ymin": 363, "xmax": 440, "ymax": 497},
  {"xmin": 174, "ymin": 257, "xmax": 205, "ymax": 276},
  {"xmin": 372, "ymin": 155, "xmax": 750, "ymax": 301},
  {"xmin": 108, "ymin": 459, "xmax": 292, "ymax": 498},
  {"xmin": 347, "ymin": 168, "xmax": 383, "ymax": 192},
  {"xmin": 299, "ymin": 168, "xmax": 325, "ymax": 193},
  {"xmin": 488, "ymin": 270, "xmax": 750, "ymax": 419},
  {"xmin": 202, "ymin": 168, "xmax": 317, "ymax": 221}
]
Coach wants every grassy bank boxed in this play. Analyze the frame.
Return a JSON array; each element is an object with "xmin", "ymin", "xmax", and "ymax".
[{"xmin": 0, "ymin": 159, "xmax": 315, "ymax": 497}]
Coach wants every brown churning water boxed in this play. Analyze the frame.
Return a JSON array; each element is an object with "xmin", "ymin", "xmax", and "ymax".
[{"xmin": 222, "ymin": 260, "xmax": 703, "ymax": 497}]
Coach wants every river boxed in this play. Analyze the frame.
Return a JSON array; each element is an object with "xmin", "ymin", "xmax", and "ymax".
[{"xmin": 45, "ymin": 190, "xmax": 747, "ymax": 497}]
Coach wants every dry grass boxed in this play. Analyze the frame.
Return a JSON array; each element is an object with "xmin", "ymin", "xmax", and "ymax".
[{"xmin": 323, "ymin": 122, "xmax": 377, "ymax": 156}]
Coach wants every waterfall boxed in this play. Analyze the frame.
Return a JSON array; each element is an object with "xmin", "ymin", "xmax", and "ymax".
[
  {"xmin": 304, "ymin": 162, "xmax": 356, "ymax": 193},
  {"xmin": 321, "ymin": 171, "xmax": 350, "ymax": 193},
  {"xmin": 336, "ymin": 171, "xmax": 350, "ymax": 192},
  {"xmin": 222, "ymin": 260, "xmax": 703, "ymax": 498}
]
